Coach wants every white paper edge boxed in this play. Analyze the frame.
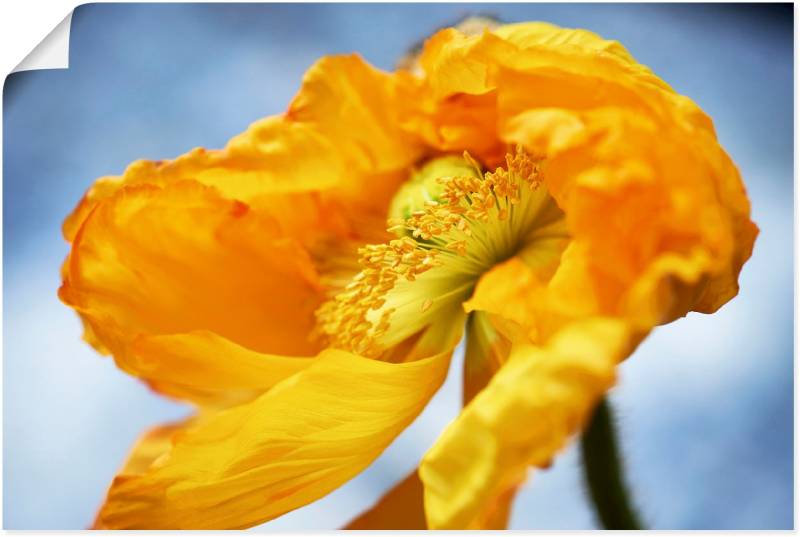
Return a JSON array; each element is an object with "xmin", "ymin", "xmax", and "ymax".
[{"xmin": 11, "ymin": 10, "xmax": 73, "ymax": 73}]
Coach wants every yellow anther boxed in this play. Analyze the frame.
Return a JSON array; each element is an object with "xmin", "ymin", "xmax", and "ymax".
[{"xmin": 315, "ymin": 147, "xmax": 545, "ymax": 358}]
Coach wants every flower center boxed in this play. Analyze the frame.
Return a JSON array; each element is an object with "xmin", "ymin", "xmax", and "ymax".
[{"xmin": 315, "ymin": 148, "xmax": 568, "ymax": 358}]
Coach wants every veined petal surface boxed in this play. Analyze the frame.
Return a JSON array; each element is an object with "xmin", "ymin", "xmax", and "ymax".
[{"xmin": 94, "ymin": 347, "xmax": 452, "ymax": 529}]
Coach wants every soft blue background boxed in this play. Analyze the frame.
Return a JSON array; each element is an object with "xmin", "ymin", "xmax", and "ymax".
[{"xmin": 3, "ymin": 3, "xmax": 793, "ymax": 530}]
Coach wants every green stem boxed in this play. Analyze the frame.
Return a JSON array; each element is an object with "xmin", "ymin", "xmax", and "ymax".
[{"xmin": 580, "ymin": 397, "xmax": 644, "ymax": 530}]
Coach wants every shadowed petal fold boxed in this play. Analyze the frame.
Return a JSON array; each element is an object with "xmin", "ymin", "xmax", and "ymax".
[
  {"xmin": 59, "ymin": 181, "xmax": 324, "ymax": 403},
  {"xmin": 345, "ymin": 467, "xmax": 519, "ymax": 530},
  {"xmin": 345, "ymin": 471, "xmax": 428, "ymax": 530}
]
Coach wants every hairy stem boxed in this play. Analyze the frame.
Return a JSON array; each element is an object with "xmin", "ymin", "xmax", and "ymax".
[{"xmin": 580, "ymin": 397, "xmax": 644, "ymax": 530}]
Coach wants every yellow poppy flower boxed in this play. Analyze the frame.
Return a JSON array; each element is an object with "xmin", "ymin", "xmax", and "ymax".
[{"xmin": 59, "ymin": 19, "xmax": 757, "ymax": 530}]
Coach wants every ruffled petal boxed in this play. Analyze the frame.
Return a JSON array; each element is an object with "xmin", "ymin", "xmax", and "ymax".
[
  {"xmin": 288, "ymin": 54, "xmax": 423, "ymax": 177},
  {"xmin": 504, "ymin": 107, "xmax": 753, "ymax": 326},
  {"xmin": 59, "ymin": 180, "xmax": 324, "ymax": 403},
  {"xmin": 402, "ymin": 36, "xmax": 505, "ymax": 161},
  {"xmin": 65, "ymin": 55, "xmax": 422, "ymax": 246},
  {"xmin": 463, "ymin": 254, "xmax": 566, "ymax": 345},
  {"xmin": 62, "ymin": 122, "xmax": 342, "ymax": 242},
  {"xmin": 419, "ymin": 318, "xmax": 634, "ymax": 529},
  {"xmin": 406, "ymin": 22, "xmax": 756, "ymax": 326},
  {"xmin": 405, "ymin": 21, "xmax": 698, "ymax": 164},
  {"xmin": 418, "ymin": 22, "xmax": 703, "ymax": 126},
  {"xmin": 418, "ymin": 21, "xmax": 654, "ymax": 96},
  {"xmin": 94, "ymin": 346, "xmax": 453, "ymax": 529}
]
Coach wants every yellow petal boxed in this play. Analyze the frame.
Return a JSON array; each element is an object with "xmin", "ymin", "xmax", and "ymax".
[
  {"xmin": 464, "ymin": 256, "xmax": 561, "ymax": 345},
  {"xmin": 288, "ymin": 54, "xmax": 422, "ymax": 177},
  {"xmin": 469, "ymin": 482, "xmax": 521, "ymax": 530},
  {"xmin": 94, "ymin": 346, "xmax": 453, "ymax": 529},
  {"xmin": 408, "ymin": 21, "xmax": 689, "ymax": 163},
  {"xmin": 420, "ymin": 318, "xmax": 634, "ymax": 529},
  {"xmin": 344, "ymin": 471, "xmax": 427, "ymax": 530},
  {"xmin": 493, "ymin": 22, "xmax": 640, "ymax": 61},
  {"xmin": 211, "ymin": 54, "xmax": 423, "ymax": 216},
  {"xmin": 60, "ymin": 180, "xmax": 323, "ymax": 403},
  {"xmin": 285, "ymin": 55, "xmax": 426, "ymax": 228},
  {"xmin": 129, "ymin": 332, "xmax": 314, "ymax": 406},
  {"xmin": 683, "ymin": 134, "xmax": 759, "ymax": 314},
  {"xmin": 404, "ymin": 33, "xmax": 505, "ymax": 161},
  {"xmin": 187, "ymin": 119, "xmax": 343, "ymax": 198},
  {"xmin": 418, "ymin": 21, "xmax": 656, "ymax": 96},
  {"xmin": 344, "ymin": 467, "xmax": 520, "ymax": 530},
  {"xmin": 504, "ymin": 107, "xmax": 754, "ymax": 325},
  {"xmin": 419, "ymin": 22, "xmax": 703, "ymax": 127},
  {"xmin": 418, "ymin": 27, "xmax": 510, "ymax": 98},
  {"xmin": 490, "ymin": 28, "xmax": 756, "ymax": 321},
  {"xmin": 62, "ymin": 124, "xmax": 350, "ymax": 245},
  {"xmin": 117, "ymin": 420, "xmax": 194, "ymax": 476}
]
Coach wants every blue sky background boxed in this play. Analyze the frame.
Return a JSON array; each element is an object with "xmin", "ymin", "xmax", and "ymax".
[{"xmin": 3, "ymin": 3, "xmax": 793, "ymax": 530}]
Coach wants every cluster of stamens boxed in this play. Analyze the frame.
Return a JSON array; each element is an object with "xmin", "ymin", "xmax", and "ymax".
[
  {"xmin": 314, "ymin": 147, "xmax": 544, "ymax": 357},
  {"xmin": 314, "ymin": 236, "xmax": 442, "ymax": 356}
]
